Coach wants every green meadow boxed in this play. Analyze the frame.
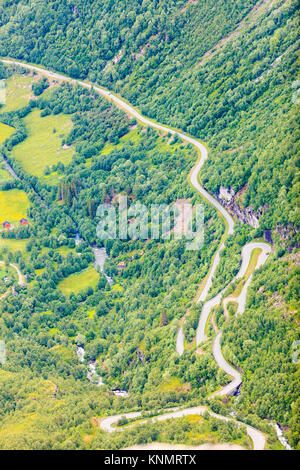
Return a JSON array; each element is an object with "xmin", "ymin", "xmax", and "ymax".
[
  {"xmin": 0, "ymin": 238, "xmax": 28, "ymax": 254},
  {"xmin": 0, "ymin": 264, "xmax": 18, "ymax": 281},
  {"xmin": 0, "ymin": 189, "xmax": 30, "ymax": 225},
  {"xmin": 11, "ymin": 109, "xmax": 74, "ymax": 179},
  {"xmin": 0, "ymin": 165, "xmax": 12, "ymax": 183},
  {"xmin": 58, "ymin": 266, "xmax": 99, "ymax": 296},
  {"xmin": 0, "ymin": 121, "xmax": 14, "ymax": 143},
  {"xmin": 0, "ymin": 73, "xmax": 35, "ymax": 112}
]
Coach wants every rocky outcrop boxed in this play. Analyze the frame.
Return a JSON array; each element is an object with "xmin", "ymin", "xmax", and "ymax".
[
  {"xmin": 136, "ymin": 347, "xmax": 145, "ymax": 363},
  {"xmin": 219, "ymin": 186, "xmax": 235, "ymax": 202},
  {"xmin": 217, "ymin": 186, "xmax": 262, "ymax": 228},
  {"xmin": 275, "ymin": 224, "xmax": 299, "ymax": 253}
]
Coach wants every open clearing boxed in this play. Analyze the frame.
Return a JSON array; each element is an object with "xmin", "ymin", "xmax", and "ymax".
[
  {"xmin": 11, "ymin": 109, "xmax": 74, "ymax": 178},
  {"xmin": 0, "ymin": 73, "xmax": 35, "ymax": 112},
  {"xmin": 0, "ymin": 163, "xmax": 13, "ymax": 183},
  {"xmin": 58, "ymin": 266, "xmax": 99, "ymax": 296},
  {"xmin": 0, "ymin": 265, "xmax": 17, "ymax": 281},
  {"xmin": 0, "ymin": 121, "xmax": 14, "ymax": 142},
  {"xmin": 0, "ymin": 189, "xmax": 30, "ymax": 225},
  {"xmin": 0, "ymin": 238, "xmax": 28, "ymax": 253}
]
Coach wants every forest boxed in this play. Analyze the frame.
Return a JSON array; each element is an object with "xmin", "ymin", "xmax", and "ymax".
[{"xmin": 0, "ymin": 0, "xmax": 298, "ymax": 451}]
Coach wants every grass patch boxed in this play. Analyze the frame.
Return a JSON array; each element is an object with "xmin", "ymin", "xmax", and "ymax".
[
  {"xmin": 159, "ymin": 377, "xmax": 183, "ymax": 392},
  {"xmin": 0, "ymin": 121, "xmax": 14, "ymax": 143},
  {"xmin": 0, "ymin": 265, "xmax": 17, "ymax": 280},
  {"xmin": 0, "ymin": 73, "xmax": 34, "ymax": 112},
  {"xmin": 11, "ymin": 109, "xmax": 74, "ymax": 179},
  {"xmin": 35, "ymin": 268, "xmax": 46, "ymax": 276},
  {"xmin": 87, "ymin": 309, "xmax": 95, "ymax": 319},
  {"xmin": 0, "ymin": 238, "xmax": 28, "ymax": 254},
  {"xmin": 56, "ymin": 245, "xmax": 75, "ymax": 256},
  {"xmin": 58, "ymin": 265, "xmax": 99, "ymax": 296},
  {"xmin": 0, "ymin": 166, "xmax": 13, "ymax": 183},
  {"xmin": 100, "ymin": 127, "xmax": 141, "ymax": 156},
  {"xmin": 48, "ymin": 344, "xmax": 75, "ymax": 362},
  {"xmin": 0, "ymin": 189, "xmax": 30, "ymax": 225}
]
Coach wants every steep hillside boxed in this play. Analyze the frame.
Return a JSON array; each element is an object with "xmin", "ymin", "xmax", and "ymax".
[
  {"xmin": 0, "ymin": 0, "xmax": 299, "ymax": 451},
  {"xmin": 0, "ymin": 0, "xmax": 298, "ymax": 242}
]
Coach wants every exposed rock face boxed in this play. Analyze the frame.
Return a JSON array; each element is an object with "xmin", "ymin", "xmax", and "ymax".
[
  {"xmin": 217, "ymin": 186, "xmax": 261, "ymax": 228},
  {"xmin": 276, "ymin": 224, "xmax": 299, "ymax": 252},
  {"xmin": 264, "ymin": 229, "xmax": 273, "ymax": 244},
  {"xmin": 219, "ymin": 186, "xmax": 235, "ymax": 202},
  {"xmin": 136, "ymin": 347, "xmax": 145, "ymax": 363}
]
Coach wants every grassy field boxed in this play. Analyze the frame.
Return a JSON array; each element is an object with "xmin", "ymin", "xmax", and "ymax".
[
  {"xmin": 0, "ymin": 73, "xmax": 35, "ymax": 113},
  {"xmin": 11, "ymin": 109, "xmax": 74, "ymax": 179},
  {"xmin": 0, "ymin": 265, "xmax": 17, "ymax": 281},
  {"xmin": 0, "ymin": 164, "xmax": 13, "ymax": 183},
  {"xmin": 58, "ymin": 265, "xmax": 99, "ymax": 296},
  {"xmin": 0, "ymin": 189, "xmax": 30, "ymax": 225},
  {"xmin": 159, "ymin": 377, "xmax": 184, "ymax": 392},
  {"xmin": 0, "ymin": 121, "xmax": 14, "ymax": 142},
  {"xmin": 0, "ymin": 238, "xmax": 28, "ymax": 254}
]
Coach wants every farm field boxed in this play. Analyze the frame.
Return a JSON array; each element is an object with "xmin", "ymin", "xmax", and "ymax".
[
  {"xmin": 10, "ymin": 108, "xmax": 74, "ymax": 179},
  {"xmin": 58, "ymin": 265, "xmax": 99, "ymax": 296},
  {"xmin": 0, "ymin": 189, "xmax": 30, "ymax": 226}
]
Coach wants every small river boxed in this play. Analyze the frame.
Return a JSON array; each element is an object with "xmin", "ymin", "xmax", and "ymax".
[
  {"xmin": 76, "ymin": 346, "xmax": 104, "ymax": 386},
  {"xmin": 92, "ymin": 246, "xmax": 113, "ymax": 286},
  {"xmin": 3, "ymin": 158, "xmax": 19, "ymax": 180},
  {"xmin": 274, "ymin": 423, "xmax": 292, "ymax": 450},
  {"xmin": 74, "ymin": 229, "xmax": 113, "ymax": 286}
]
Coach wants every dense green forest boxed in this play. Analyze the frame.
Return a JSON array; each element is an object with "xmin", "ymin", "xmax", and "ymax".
[
  {"xmin": 0, "ymin": 0, "xmax": 298, "ymax": 451},
  {"xmin": 0, "ymin": 0, "xmax": 298, "ymax": 242}
]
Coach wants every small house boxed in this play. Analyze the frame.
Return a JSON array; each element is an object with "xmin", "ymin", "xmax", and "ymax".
[
  {"xmin": 3, "ymin": 221, "xmax": 11, "ymax": 229},
  {"xmin": 20, "ymin": 218, "xmax": 28, "ymax": 225}
]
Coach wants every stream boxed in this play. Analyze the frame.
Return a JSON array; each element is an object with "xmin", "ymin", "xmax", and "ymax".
[
  {"xmin": 3, "ymin": 157, "xmax": 19, "ymax": 180},
  {"xmin": 274, "ymin": 423, "xmax": 292, "ymax": 451},
  {"xmin": 74, "ymin": 228, "xmax": 113, "ymax": 286},
  {"xmin": 92, "ymin": 247, "xmax": 113, "ymax": 286},
  {"xmin": 76, "ymin": 345, "xmax": 104, "ymax": 386},
  {"xmin": 3, "ymin": 157, "xmax": 49, "ymax": 208}
]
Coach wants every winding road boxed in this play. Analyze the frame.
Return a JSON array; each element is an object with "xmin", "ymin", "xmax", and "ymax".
[
  {"xmin": 99, "ymin": 406, "xmax": 265, "ymax": 450},
  {"xmin": 0, "ymin": 57, "xmax": 272, "ymax": 450},
  {"xmin": 196, "ymin": 242, "xmax": 270, "ymax": 346}
]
